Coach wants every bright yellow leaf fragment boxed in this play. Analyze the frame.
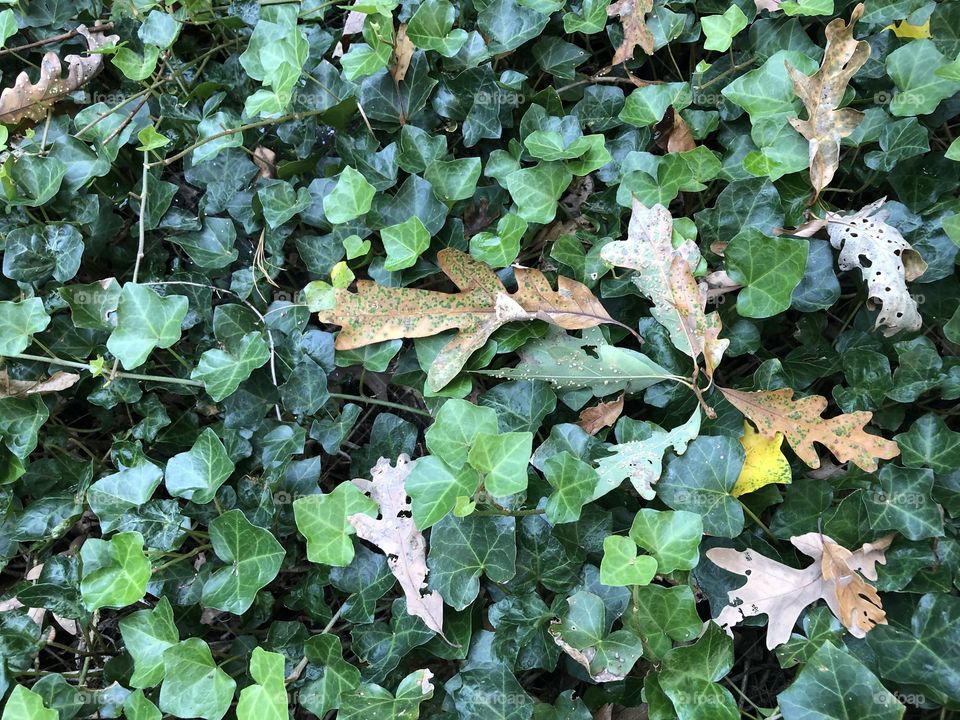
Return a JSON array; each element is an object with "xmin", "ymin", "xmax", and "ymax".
[
  {"xmin": 732, "ymin": 421, "xmax": 792, "ymax": 497},
  {"xmin": 884, "ymin": 18, "xmax": 931, "ymax": 39}
]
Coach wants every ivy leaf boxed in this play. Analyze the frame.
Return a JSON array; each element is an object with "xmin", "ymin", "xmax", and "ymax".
[
  {"xmin": 702, "ymin": 6, "xmax": 748, "ymax": 52},
  {"xmin": 719, "ymin": 385, "xmax": 901, "ymax": 472},
  {"xmin": 202, "ymin": 509, "xmax": 285, "ymax": 615},
  {"xmin": 80, "ymin": 531, "xmax": 151, "ymax": 611},
  {"xmin": 424, "ymin": 157, "xmax": 481, "ymax": 203},
  {"xmin": 123, "ymin": 691, "xmax": 162, "ymax": 720},
  {"xmin": 0, "ymin": 298, "xmax": 50, "ymax": 356},
  {"xmin": 862, "ymin": 465, "xmax": 943, "ymax": 541},
  {"xmin": 731, "ymin": 420, "xmax": 792, "ymax": 497},
  {"xmin": 406, "ymin": 0, "xmax": 468, "ymax": 56},
  {"xmin": 339, "ymin": 669, "xmax": 434, "ymax": 720},
  {"xmin": 543, "ymin": 451, "xmax": 599, "ymax": 524},
  {"xmin": 786, "ymin": 4, "xmax": 869, "ymax": 198},
  {"xmin": 1, "ymin": 686, "xmax": 56, "ymax": 720},
  {"xmin": 165, "ymin": 427, "xmax": 235, "ymax": 505},
  {"xmin": 629, "ymin": 508, "xmax": 702, "ymax": 573},
  {"xmin": 0, "ymin": 395, "xmax": 48, "ymax": 462},
  {"xmin": 106, "ymin": 284, "xmax": 189, "ymax": 370},
  {"xmin": 299, "ymin": 633, "xmax": 362, "ymax": 717},
  {"xmin": 191, "ymin": 332, "xmax": 271, "ymax": 402},
  {"xmin": 550, "ymin": 590, "xmax": 643, "ymax": 682},
  {"xmin": 599, "ymin": 535, "xmax": 657, "ymax": 586},
  {"xmin": 895, "ymin": 413, "xmax": 960, "ymax": 473},
  {"xmin": 317, "ymin": 249, "xmax": 614, "ymax": 390},
  {"xmin": 405, "ymin": 455, "xmax": 480, "ymax": 530},
  {"xmin": 381, "ymin": 215, "xmax": 430, "ymax": 271},
  {"xmin": 237, "ymin": 647, "xmax": 288, "ymax": 720},
  {"xmin": 426, "ymin": 399, "xmax": 498, "ymax": 468},
  {"xmin": 447, "ymin": 661, "xmax": 534, "ymax": 719},
  {"xmin": 622, "ymin": 584, "xmax": 702, "ymax": 660},
  {"xmin": 87, "ymin": 457, "xmax": 164, "ymax": 533},
  {"xmin": 427, "ymin": 513, "xmax": 516, "ymax": 610},
  {"xmin": 324, "ymin": 166, "xmax": 376, "ymax": 224},
  {"xmin": 3, "ymin": 224, "xmax": 83, "ymax": 283},
  {"xmin": 468, "ymin": 431, "xmax": 533, "ymax": 497},
  {"xmin": 724, "ymin": 229, "xmax": 808, "ymax": 318},
  {"xmin": 160, "ymin": 638, "xmax": 237, "ymax": 720},
  {"xmin": 501, "ymin": 162, "xmax": 574, "ymax": 223},
  {"xmin": 777, "ymin": 641, "xmax": 905, "ymax": 719},
  {"xmin": 168, "ymin": 217, "xmax": 238, "ymax": 268},
  {"xmin": 885, "ymin": 39, "xmax": 960, "ymax": 116},
  {"xmin": 652, "ymin": 623, "xmax": 739, "ymax": 720},
  {"xmin": 119, "ymin": 596, "xmax": 180, "ymax": 689},
  {"xmin": 658, "ymin": 435, "xmax": 744, "ymax": 538},
  {"xmin": 294, "ymin": 482, "xmax": 378, "ymax": 566}
]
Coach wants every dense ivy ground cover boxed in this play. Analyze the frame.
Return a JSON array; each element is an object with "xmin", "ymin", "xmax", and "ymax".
[{"xmin": 0, "ymin": 0, "xmax": 959, "ymax": 718}]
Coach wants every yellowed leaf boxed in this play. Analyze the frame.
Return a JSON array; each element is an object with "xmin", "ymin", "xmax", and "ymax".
[
  {"xmin": 0, "ymin": 24, "xmax": 119, "ymax": 126},
  {"xmin": 707, "ymin": 532, "xmax": 893, "ymax": 649},
  {"xmin": 607, "ymin": 0, "xmax": 654, "ymax": 65},
  {"xmin": 885, "ymin": 18, "xmax": 930, "ymax": 39},
  {"xmin": 317, "ymin": 248, "xmax": 615, "ymax": 390},
  {"xmin": 731, "ymin": 421, "xmax": 791, "ymax": 497},
  {"xmin": 718, "ymin": 386, "xmax": 900, "ymax": 472},
  {"xmin": 578, "ymin": 394, "xmax": 624, "ymax": 435},
  {"xmin": 786, "ymin": 3, "xmax": 869, "ymax": 200}
]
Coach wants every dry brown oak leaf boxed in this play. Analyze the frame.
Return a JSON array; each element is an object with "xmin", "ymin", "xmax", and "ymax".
[
  {"xmin": 607, "ymin": 0, "xmax": 654, "ymax": 65},
  {"xmin": 317, "ymin": 248, "xmax": 615, "ymax": 391},
  {"xmin": 578, "ymin": 394, "xmax": 625, "ymax": 435},
  {"xmin": 0, "ymin": 24, "xmax": 119, "ymax": 126},
  {"xmin": 718, "ymin": 386, "xmax": 899, "ymax": 472},
  {"xmin": 707, "ymin": 532, "xmax": 893, "ymax": 649},
  {"xmin": 347, "ymin": 455, "xmax": 445, "ymax": 635},
  {"xmin": 786, "ymin": 3, "xmax": 869, "ymax": 201}
]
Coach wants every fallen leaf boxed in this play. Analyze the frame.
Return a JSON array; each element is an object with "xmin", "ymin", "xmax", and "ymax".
[
  {"xmin": 0, "ymin": 23, "xmax": 119, "ymax": 125},
  {"xmin": 332, "ymin": 8, "xmax": 367, "ymax": 58},
  {"xmin": 785, "ymin": 3, "xmax": 869, "ymax": 200},
  {"xmin": 707, "ymin": 533, "xmax": 892, "ymax": 649},
  {"xmin": 826, "ymin": 198, "xmax": 926, "ymax": 336},
  {"xmin": 607, "ymin": 0, "xmax": 655, "ymax": 65},
  {"xmin": 885, "ymin": 18, "xmax": 930, "ymax": 39},
  {"xmin": 578, "ymin": 395, "xmax": 624, "ymax": 435},
  {"xmin": 252, "ymin": 146, "xmax": 276, "ymax": 178},
  {"xmin": 600, "ymin": 200, "xmax": 728, "ymax": 377},
  {"xmin": 754, "ymin": 0, "xmax": 781, "ymax": 11},
  {"xmin": 731, "ymin": 421, "xmax": 792, "ymax": 497},
  {"xmin": 317, "ymin": 248, "xmax": 615, "ymax": 390},
  {"xmin": 391, "ymin": 23, "xmax": 414, "ymax": 83},
  {"xmin": 655, "ymin": 108, "xmax": 697, "ymax": 153},
  {"xmin": 0, "ymin": 370, "xmax": 80, "ymax": 397},
  {"xmin": 348, "ymin": 455, "xmax": 445, "ymax": 635},
  {"xmin": 718, "ymin": 386, "xmax": 900, "ymax": 472}
]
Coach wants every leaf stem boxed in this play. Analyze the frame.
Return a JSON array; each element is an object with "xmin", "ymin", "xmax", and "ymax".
[
  {"xmin": 738, "ymin": 500, "xmax": 777, "ymax": 542},
  {"xmin": 5, "ymin": 353, "xmax": 204, "ymax": 387},
  {"xmin": 327, "ymin": 392, "xmax": 433, "ymax": 418}
]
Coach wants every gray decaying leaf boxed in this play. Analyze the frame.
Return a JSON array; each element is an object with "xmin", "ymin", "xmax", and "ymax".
[
  {"xmin": 826, "ymin": 198, "xmax": 927, "ymax": 336},
  {"xmin": 348, "ymin": 455, "xmax": 445, "ymax": 635}
]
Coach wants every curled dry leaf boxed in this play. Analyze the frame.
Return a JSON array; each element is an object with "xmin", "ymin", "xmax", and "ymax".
[
  {"xmin": 607, "ymin": 0, "xmax": 654, "ymax": 65},
  {"xmin": 786, "ymin": 3, "xmax": 869, "ymax": 200},
  {"xmin": 391, "ymin": 24, "xmax": 414, "ymax": 83},
  {"xmin": 755, "ymin": 0, "xmax": 781, "ymax": 11},
  {"xmin": 252, "ymin": 146, "xmax": 277, "ymax": 178},
  {"xmin": 826, "ymin": 198, "xmax": 927, "ymax": 336},
  {"xmin": 707, "ymin": 532, "xmax": 893, "ymax": 649},
  {"xmin": 0, "ymin": 24, "xmax": 120, "ymax": 125},
  {"xmin": 0, "ymin": 370, "xmax": 80, "ymax": 397},
  {"xmin": 333, "ymin": 8, "xmax": 367, "ymax": 58},
  {"xmin": 317, "ymin": 248, "xmax": 614, "ymax": 390},
  {"xmin": 718, "ymin": 386, "xmax": 900, "ymax": 472},
  {"xmin": 348, "ymin": 455, "xmax": 444, "ymax": 635},
  {"xmin": 578, "ymin": 394, "xmax": 624, "ymax": 435},
  {"xmin": 654, "ymin": 108, "xmax": 697, "ymax": 153},
  {"xmin": 601, "ymin": 200, "xmax": 728, "ymax": 377}
]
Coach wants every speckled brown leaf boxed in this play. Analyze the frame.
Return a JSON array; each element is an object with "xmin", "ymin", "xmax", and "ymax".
[
  {"xmin": 607, "ymin": 0, "xmax": 654, "ymax": 65},
  {"xmin": 0, "ymin": 370, "xmax": 80, "ymax": 397},
  {"xmin": 718, "ymin": 386, "xmax": 900, "ymax": 472},
  {"xmin": 707, "ymin": 532, "xmax": 892, "ymax": 649},
  {"xmin": 0, "ymin": 24, "xmax": 119, "ymax": 125},
  {"xmin": 600, "ymin": 200, "xmax": 728, "ymax": 377},
  {"xmin": 786, "ymin": 3, "xmax": 869, "ymax": 200},
  {"xmin": 578, "ymin": 394, "xmax": 624, "ymax": 435},
  {"xmin": 391, "ymin": 23, "xmax": 414, "ymax": 83},
  {"xmin": 318, "ymin": 248, "xmax": 614, "ymax": 390},
  {"xmin": 347, "ymin": 455, "xmax": 444, "ymax": 635}
]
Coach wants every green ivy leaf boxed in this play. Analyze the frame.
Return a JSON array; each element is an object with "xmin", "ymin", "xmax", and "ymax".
[
  {"xmin": 87, "ymin": 457, "xmax": 164, "ymax": 533},
  {"xmin": 299, "ymin": 633, "xmax": 362, "ymax": 717},
  {"xmin": 542, "ymin": 451, "xmax": 599, "ymax": 524},
  {"xmin": 119, "ymin": 596, "xmax": 180, "ymax": 689},
  {"xmin": 424, "ymin": 157, "xmax": 481, "ymax": 203},
  {"xmin": 0, "ymin": 298, "xmax": 50, "ymax": 356},
  {"xmin": 405, "ymin": 455, "xmax": 481, "ymax": 530},
  {"xmin": 502, "ymin": 162, "xmax": 573, "ymax": 224},
  {"xmin": 629, "ymin": 508, "xmax": 703, "ymax": 573},
  {"xmin": 106, "ymin": 284, "xmax": 188, "ymax": 370},
  {"xmin": 599, "ymin": 535, "xmax": 657, "ymax": 586},
  {"xmin": 702, "ymin": 6, "xmax": 748, "ymax": 52},
  {"xmin": 725, "ymin": 229, "xmax": 809, "ymax": 318},
  {"xmin": 80, "ymin": 531, "xmax": 151, "ymax": 611},
  {"xmin": 1, "ymin": 686, "xmax": 56, "ymax": 720},
  {"xmin": 622, "ymin": 584, "xmax": 702, "ymax": 660},
  {"xmin": 324, "ymin": 166, "xmax": 376, "ymax": 224},
  {"xmin": 164, "ymin": 427, "xmax": 235, "ymax": 505},
  {"xmin": 381, "ymin": 215, "xmax": 431, "ymax": 271},
  {"xmin": 425, "ymin": 399, "xmax": 499, "ymax": 469},
  {"xmin": 237, "ymin": 647, "xmax": 288, "ymax": 720},
  {"xmin": 191, "ymin": 332, "xmax": 271, "ymax": 402},
  {"xmin": 468, "ymin": 431, "xmax": 533, "ymax": 497},
  {"xmin": 202, "ymin": 509, "xmax": 285, "ymax": 614},
  {"xmin": 160, "ymin": 638, "xmax": 237, "ymax": 720},
  {"xmin": 294, "ymin": 482, "xmax": 378, "ymax": 566},
  {"xmin": 886, "ymin": 40, "xmax": 960, "ymax": 116}
]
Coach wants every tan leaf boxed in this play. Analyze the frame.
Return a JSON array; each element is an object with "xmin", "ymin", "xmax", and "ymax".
[
  {"xmin": 718, "ymin": 386, "xmax": 900, "ymax": 472},
  {"xmin": 655, "ymin": 108, "xmax": 696, "ymax": 153},
  {"xmin": 706, "ymin": 532, "xmax": 893, "ymax": 649},
  {"xmin": 252, "ymin": 146, "xmax": 276, "ymax": 178},
  {"xmin": 318, "ymin": 248, "xmax": 614, "ymax": 390},
  {"xmin": 0, "ymin": 24, "xmax": 119, "ymax": 126},
  {"xmin": 578, "ymin": 394, "xmax": 624, "ymax": 435},
  {"xmin": 333, "ymin": 9, "xmax": 367, "ymax": 58},
  {"xmin": 391, "ymin": 23, "xmax": 414, "ymax": 83},
  {"xmin": 600, "ymin": 200, "xmax": 728, "ymax": 377},
  {"xmin": 754, "ymin": 0, "xmax": 781, "ymax": 12},
  {"xmin": 786, "ymin": 3, "xmax": 869, "ymax": 200},
  {"xmin": 607, "ymin": 0, "xmax": 654, "ymax": 65},
  {"xmin": 348, "ymin": 455, "xmax": 445, "ymax": 635},
  {"xmin": 0, "ymin": 370, "xmax": 80, "ymax": 397},
  {"xmin": 826, "ymin": 198, "xmax": 926, "ymax": 336}
]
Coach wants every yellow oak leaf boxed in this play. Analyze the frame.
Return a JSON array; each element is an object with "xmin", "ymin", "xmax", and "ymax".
[{"xmin": 731, "ymin": 421, "xmax": 791, "ymax": 497}]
